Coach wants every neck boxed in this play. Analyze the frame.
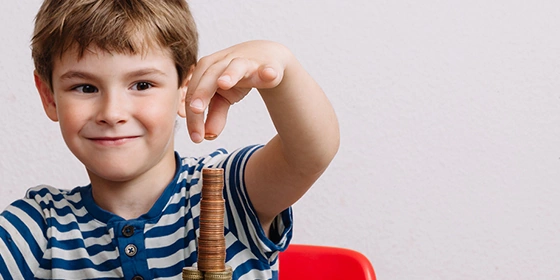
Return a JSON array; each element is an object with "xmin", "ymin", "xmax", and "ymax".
[{"xmin": 88, "ymin": 155, "xmax": 177, "ymax": 220}]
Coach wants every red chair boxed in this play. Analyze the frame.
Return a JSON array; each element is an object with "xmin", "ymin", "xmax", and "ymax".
[{"xmin": 279, "ymin": 244, "xmax": 376, "ymax": 280}]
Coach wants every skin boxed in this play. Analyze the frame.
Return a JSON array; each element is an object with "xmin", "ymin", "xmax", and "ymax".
[{"xmin": 35, "ymin": 40, "xmax": 340, "ymax": 236}]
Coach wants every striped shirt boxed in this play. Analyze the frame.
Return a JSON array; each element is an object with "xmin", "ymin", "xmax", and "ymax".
[{"xmin": 0, "ymin": 146, "xmax": 292, "ymax": 279}]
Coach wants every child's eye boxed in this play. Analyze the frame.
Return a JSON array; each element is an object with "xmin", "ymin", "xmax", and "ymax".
[
  {"xmin": 131, "ymin": 82, "xmax": 153, "ymax": 91},
  {"xmin": 73, "ymin": 85, "xmax": 98, "ymax": 93}
]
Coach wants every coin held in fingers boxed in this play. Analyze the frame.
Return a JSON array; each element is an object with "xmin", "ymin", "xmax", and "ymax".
[{"xmin": 204, "ymin": 133, "xmax": 218, "ymax": 140}]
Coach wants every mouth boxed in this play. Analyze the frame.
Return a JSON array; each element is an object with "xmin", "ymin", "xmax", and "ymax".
[{"xmin": 87, "ymin": 136, "xmax": 140, "ymax": 146}]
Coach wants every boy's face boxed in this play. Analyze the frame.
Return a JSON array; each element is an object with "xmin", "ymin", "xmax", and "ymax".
[{"xmin": 35, "ymin": 46, "xmax": 188, "ymax": 183}]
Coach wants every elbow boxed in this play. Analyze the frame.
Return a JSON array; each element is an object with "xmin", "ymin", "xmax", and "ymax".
[{"xmin": 302, "ymin": 126, "xmax": 340, "ymax": 178}]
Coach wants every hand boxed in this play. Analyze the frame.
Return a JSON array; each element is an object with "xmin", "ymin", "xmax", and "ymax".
[{"xmin": 184, "ymin": 40, "xmax": 290, "ymax": 143}]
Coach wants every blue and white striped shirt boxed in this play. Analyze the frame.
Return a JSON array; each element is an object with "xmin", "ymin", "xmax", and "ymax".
[{"xmin": 0, "ymin": 146, "xmax": 292, "ymax": 279}]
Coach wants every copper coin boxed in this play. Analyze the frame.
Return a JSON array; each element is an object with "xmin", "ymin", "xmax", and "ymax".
[
  {"xmin": 199, "ymin": 236, "xmax": 225, "ymax": 242},
  {"xmin": 198, "ymin": 249, "xmax": 226, "ymax": 257},
  {"xmin": 197, "ymin": 241, "xmax": 226, "ymax": 249},
  {"xmin": 199, "ymin": 215, "xmax": 224, "ymax": 223},
  {"xmin": 199, "ymin": 227, "xmax": 225, "ymax": 234},
  {"xmin": 199, "ymin": 212, "xmax": 225, "ymax": 219},
  {"xmin": 204, "ymin": 133, "xmax": 218, "ymax": 141},
  {"xmin": 197, "ymin": 263, "xmax": 226, "ymax": 271},
  {"xmin": 201, "ymin": 186, "xmax": 223, "ymax": 192},
  {"xmin": 203, "ymin": 168, "xmax": 223, "ymax": 175},
  {"xmin": 199, "ymin": 232, "xmax": 225, "ymax": 239},
  {"xmin": 201, "ymin": 192, "xmax": 223, "ymax": 199},
  {"xmin": 200, "ymin": 199, "xmax": 225, "ymax": 207},
  {"xmin": 199, "ymin": 226, "xmax": 224, "ymax": 233},
  {"xmin": 199, "ymin": 221, "xmax": 224, "ymax": 228},
  {"xmin": 198, "ymin": 239, "xmax": 225, "ymax": 247},
  {"xmin": 197, "ymin": 261, "xmax": 226, "ymax": 272},
  {"xmin": 199, "ymin": 208, "xmax": 225, "ymax": 215},
  {"xmin": 199, "ymin": 209, "xmax": 225, "ymax": 215}
]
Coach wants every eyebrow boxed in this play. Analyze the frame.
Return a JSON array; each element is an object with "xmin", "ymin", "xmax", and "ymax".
[
  {"xmin": 59, "ymin": 71, "xmax": 94, "ymax": 81},
  {"xmin": 125, "ymin": 68, "xmax": 168, "ymax": 80},
  {"xmin": 59, "ymin": 68, "xmax": 168, "ymax": 81}
]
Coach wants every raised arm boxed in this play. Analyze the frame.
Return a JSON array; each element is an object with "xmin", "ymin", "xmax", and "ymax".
[{"xmin": 185, "ymin": 40, "xmax": 340, "ymax": 234}]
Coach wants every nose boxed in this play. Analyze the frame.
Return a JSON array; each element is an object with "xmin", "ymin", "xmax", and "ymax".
[{"xmin": 95, "ymin": 90, "xmax": 129, "ymax": 126}]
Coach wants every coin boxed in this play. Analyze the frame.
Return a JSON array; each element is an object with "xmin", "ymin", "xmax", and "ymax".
[
  {"xmin": 199, "ymin": 220, "xmax": 224, "ymax": 228},
  {"xmin": 204, "ymin": 272, "xmax": 233, "ymax": 280},
  {"xmin": 204, "ymin": 133, "xmax": 218, "ymax": 141},
  {"xmin": 198, "ymin": 246, "xmax": 226, "ymax": 255},
  {"xmin": 197, "ymin": 259, "xmax": 226, "ymax": 272},
  {"xmin": 182, "ymin": 267, "xmax": 204, "ymax": 280},
  {"xmin": 202, "ymin": 168, "xmax": 223, "ymax": 177},
  {"xmin": 200, "ymin": 200, "xmax": 225, "ymax": 209},
  {"xmin": 198, "ymin": 238, "xmax": 225, "ymax": 245},
  {"xmin": 204, "ymin": 265, "xmax": 233, "ymax": 279}
]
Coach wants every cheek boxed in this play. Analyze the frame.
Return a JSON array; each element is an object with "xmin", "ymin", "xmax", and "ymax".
[
  {"xmin": 137, "ymin": 97, "xmax": 181, "ymax": 132},
  {"xmin": 56, "ymin": 101, "xmax": 90, "ymax": 132},
  {"xmin": 55, "ymin": 103, "xmax": 91, "ymax": 151}
]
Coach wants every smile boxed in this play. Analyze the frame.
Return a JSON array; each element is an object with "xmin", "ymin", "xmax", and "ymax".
[{"xmin": 88, "ymin": 136, "xmax": 140, "ymax": 147}]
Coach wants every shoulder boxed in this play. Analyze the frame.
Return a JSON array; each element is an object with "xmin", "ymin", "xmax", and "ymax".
[
  {"xmin": 11, "ymin": 184, "xmax": 88, "ymax": 222},
  {"xmin": 0, "ymin": 184, "xmax": 82, "ymax": 246},
  {"xmin": 0, "ymin": 185, "xmax": 86, "ymax": 278},
  {"xmin": 25, "ymin": 184, "xmax": 84, "ymax": 207},
  {"xmin": 26, "ymin": 184, "xmax": 77, "ymax": 197}
]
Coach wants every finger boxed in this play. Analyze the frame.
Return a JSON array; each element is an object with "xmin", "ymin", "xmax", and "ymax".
[
  {"xmin": 187, "ymin": 58, "xmax": 230, "ymax": 114},
  {"xmin": 185, "ymin": 59, "xmax": 230, "ymax": 143},
  {"xmin": 204, "ymin": 94, "xmax": 231, "ymax": 140},
  {"xmin": 216, "ymin": 57, "xmax": 254, "ymax": 90},
  {"xmin": 185, "ymin": 99, "xmax": 205, "ymax": 143},
  {"xmin": 220, "ymin": 62, "xmax": 283, "ymax": 90},
  {"xmin": 188, "ymin": 54, "xmax": 221, "ymax": 95},
  {"xmin": 259, "ymin": 66, "xmax": 281, "ymax": 84}
]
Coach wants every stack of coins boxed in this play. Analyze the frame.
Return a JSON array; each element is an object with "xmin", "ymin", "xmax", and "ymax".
[
  {"xmin": 198, "ymin": 168, "xmax": 230, "ymax": 275},
  {"xmin": 183, "ymin": 168, "xmax": 232, "ymax": 280}
]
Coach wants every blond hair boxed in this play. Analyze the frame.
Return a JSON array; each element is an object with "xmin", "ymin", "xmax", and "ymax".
[{"xmin": 32, "ymin": 0, "xmax": 198, "ymax": 88}]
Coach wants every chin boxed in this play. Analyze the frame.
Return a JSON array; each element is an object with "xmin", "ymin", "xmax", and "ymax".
[
  {"xmin": 91, "ymin": 170, "xmax": 138, "ymax": 183},
  {"xmin": 85, "ymin": 162, "xmax": 148, "ymax": 183}
]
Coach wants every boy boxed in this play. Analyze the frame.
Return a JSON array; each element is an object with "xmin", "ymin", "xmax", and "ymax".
[{"xmin": 0, "ymin": 0, "xmax": 339, "ymax": 279}]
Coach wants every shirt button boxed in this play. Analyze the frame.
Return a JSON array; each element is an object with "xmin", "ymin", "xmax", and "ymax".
[
  {"xmin": 132, "ymin": 276, "xmax": 144, "ymax": 280},
  {"xmin": 125, "ymin": 244, "xmax": 138, "ymax": 257},
  {"xmin": 122, "ymin": 225, "xmax": 135, "ymax": 237}
]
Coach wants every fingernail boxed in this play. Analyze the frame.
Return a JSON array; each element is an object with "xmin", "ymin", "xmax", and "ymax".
[
  {"xmin": 191, "ymin": 132, "xmax": 203, "ymax": 143},
  {"xmin": 218, "ymin": 75, "xmax": 231, "ymax": 84},
  {"xmin": 190, "ymin": 99, "xmax": 204, "ymax": 110}
]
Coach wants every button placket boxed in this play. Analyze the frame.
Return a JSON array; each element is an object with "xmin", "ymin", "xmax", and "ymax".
[{"xmin": 113, "ymin": 221, "xmax": 148, "ymax": 279}]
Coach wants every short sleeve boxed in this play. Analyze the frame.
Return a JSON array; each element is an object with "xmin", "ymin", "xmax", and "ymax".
[
  {"xmin": 0, "ymin": 195, "xmax": 49, "ymax": 279},
  {"xmin": 217, "ymin": 145, "xmax": 293, "ymax": 262}
]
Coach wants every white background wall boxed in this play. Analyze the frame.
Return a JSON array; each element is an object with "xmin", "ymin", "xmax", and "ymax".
[{"xmin": 1, "ymin": 0, "xmax": 559, "ymax": 279}]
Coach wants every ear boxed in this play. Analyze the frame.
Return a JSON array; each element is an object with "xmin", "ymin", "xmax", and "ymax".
[
  {"xmin": 34, "ymin": 71, "xmax": 59, "ymax": 122},
  {"xmin": 177, "ymin": 65, "xmax": 195, "ymax": 118}
]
